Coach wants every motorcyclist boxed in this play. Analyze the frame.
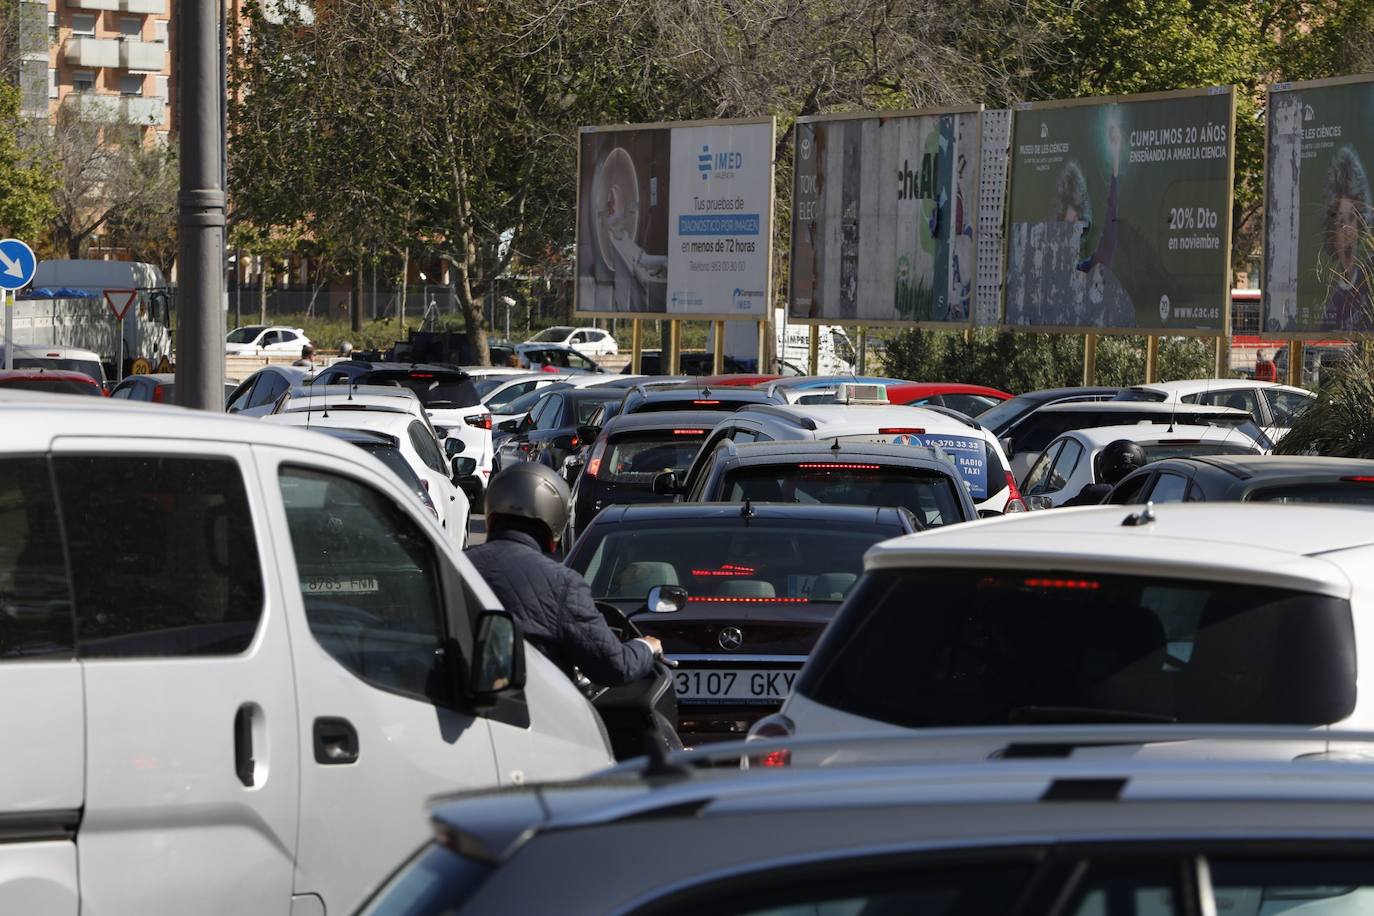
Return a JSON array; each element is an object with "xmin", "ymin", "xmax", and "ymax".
[
  {"xmin": 1061, "ymin": 439, "xmax": 1147, "ymax": 506},
  {"xmin": 465, "ymin": 462, "xmax": 660, "ymax": 685}
]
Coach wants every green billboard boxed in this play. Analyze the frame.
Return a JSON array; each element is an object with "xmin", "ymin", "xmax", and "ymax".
[
  {"xmin": 1005, "ymin": 87, "xmax": 1236, "ymax": 333},
  {"xmin": 1265, "ymin": 75, "xmax": 1374, "ymax": 335}
]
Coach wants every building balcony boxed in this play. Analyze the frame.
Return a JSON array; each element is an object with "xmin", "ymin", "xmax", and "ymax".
[
  {"xmin": 122, "ymin": 0, "xmax": 167, "ymax": 12},
  {"xmin": 65, "ymin": 36, "xmax": 121, "ymax": 68},
  {"xmin": 64, "ymin": 91, "xmax": 166, "ymax": 124},
  {"xmin": 121, "ymin": 39, "xmax": 165, "ymax": 71},
  {"xmin": 65, "ymin": 0, "xmax": 121, "ymax": 10}
]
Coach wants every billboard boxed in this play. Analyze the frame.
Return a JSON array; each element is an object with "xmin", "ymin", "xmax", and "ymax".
[
  {"xmin": 575, "ymin": 117, "xmax": 775, "ymax": 319},
  {"xmin": 1004, "ymin": 87, "xmax": 1236, "ymax": 333},
  {"xmin": 789, "ymin": 107, "xmax": 981, "ymax": 325},
  {"xmin": 1265, "ymin": 75, "xmax": 1374, "ymax": 335}
]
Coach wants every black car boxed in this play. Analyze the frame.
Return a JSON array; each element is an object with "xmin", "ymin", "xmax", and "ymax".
[
  {"xmin": 564, "ymin": 502, "xmax": 917, "ymax": 743},
  {"xmin": 623, "ymin": 350, "xmax": 752, "ymax": 375},
  {"xmin": 1107, "ymin": 454, "xmax": 1374, "ymax": 506},
  {"xmin": 619, "ymin": 384, "xmax": 780, "ymax": 416},
  {"xmin": 977, "ymin": 386, "xmax": 1122, "ymax": 439},
  {"xmin": 567, "ymin": 410, "xmax": 722, "ymax": 541},
  {"xmin": 492, "ymin": 387, "xmax": 623, "ymax": 473},
  {"xmin": 677, "ymin": 439, "xmax": 979, "ymax": 528}
]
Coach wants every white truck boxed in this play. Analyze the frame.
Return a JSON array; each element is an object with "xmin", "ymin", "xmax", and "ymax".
[
  {"xmin": 714, "ymin": 307, "xmax": 857, "ymax": 375},
  {"xmin": 4, "ymin": 260, "xmax": 174, "ymax": 379}
]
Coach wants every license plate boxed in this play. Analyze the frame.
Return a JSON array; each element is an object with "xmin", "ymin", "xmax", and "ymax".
[
  {"xmin": 303, "ymin": 576, "xmax": 380, "ymax": 595},
  {"xmin": 673, "ymin": 668, "xmax": 799, "ymax": 705}
]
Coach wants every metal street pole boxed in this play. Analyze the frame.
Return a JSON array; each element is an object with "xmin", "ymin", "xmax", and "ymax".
[{"xmin": 175, "ymin": 0, "xmax": 226, "ymax": 410}]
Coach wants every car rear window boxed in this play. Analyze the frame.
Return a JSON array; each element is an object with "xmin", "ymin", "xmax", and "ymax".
[
  {"xmin": 1249, "ymin": 483, "xmax": 1374, "ymax": 505},
  {"xmin": 1141, "ymin": 441, "xmax": 1258, "ymax": 462},
  {"xmin": 0, "ymin": 377, "xmax": 101, "ymax": 395},
  {"xmin": 602, "ymin": 431, "xmax": 707, "ymax": 483},
  {"xmin": 799, "ymin": 569, "xmax": 1355, "ymax": 728},
  {"xmin": 365, "ymin": 374, "xmax": 481, "ymax": 408},
  {"xmin": 721, "ymin": 465, "xmax": 967, "ymax": 527},
  {"xmin": 574, "ymin": 522, "xmax": 892, "ymax": 602},
  {"xmin": 14, "ymin": 358, "xmax": 104, "ymax": 384},
  {"xmin": 840, "ymin": 433, "xmax": 993, "ymax": 501},
  {"xmin": 629, "ymin": 397, "xmax": 758, "ymax": 414}
]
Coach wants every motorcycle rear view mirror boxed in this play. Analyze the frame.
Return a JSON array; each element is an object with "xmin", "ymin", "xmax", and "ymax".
[{"xmin": 646, "ymin": 585, "xmax": 687, "ymax": 615}]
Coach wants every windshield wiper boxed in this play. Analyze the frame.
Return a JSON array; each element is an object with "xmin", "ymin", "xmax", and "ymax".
[{"xmin": 1007, "ymin": 705, "xmax": 1177, "ymax": 725}]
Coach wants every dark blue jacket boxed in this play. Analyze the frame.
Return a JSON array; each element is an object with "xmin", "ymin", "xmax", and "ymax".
[{"xmin": 466, "ymin": 530, "xmax": 654, "ymax": 685}]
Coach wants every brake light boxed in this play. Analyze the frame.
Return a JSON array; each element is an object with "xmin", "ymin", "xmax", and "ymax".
[
  {"xmin": 692, "ymin": 399, "xmax": 721, "ymax": 405},
  {"xmin": 748, "ymin": 714, "xmax": 795, "ymax": 768},
  {"xmin": 1160, "ymin": 439, "xmax": 1200, "ymax": 445},
  {"xmin": 878, "ymin": 427, "xmax": 925, "ymax": 435},
  {"xmin": 690, "ymin": 564, "xmax": 757, "ymax": 577},
  {"xmin": 1003, "ymin": 471, "xmax": 1027, "ymax": 512},
  {"xmin": 152, "ymin": 384, "xmax": 166, "ymax": 403},
  {"xmin": 586, "ymin": 436, "xmax": 608, "ymax": 478},
  {"xmin": 1342, "ymin": 476, "xmax": 1374, "ymax": 483},
  {"xmin": 672, "ymin": 429, "xmax": 707, "ymax": 435},
  {"xmin": 797, "ymin": 463, "xmax": 881, "ymax": 469},
  {"xmin": 464, "ymin": 414, "xmax": 492, "ymax": 430},
  {"xmin": 570, "ymin": 435, "xmax": 580, "ymax": 449},
  {"xmin": 408, "ymin": 372, "xmax": 434, "ymax": 379},
  {"xmin": 1024, "ymin": 577, "xmax": 1101, "ymax": 590},
  {"xmin": 687, "ymin": 596, "xmax": 810, "ymax": 604}
]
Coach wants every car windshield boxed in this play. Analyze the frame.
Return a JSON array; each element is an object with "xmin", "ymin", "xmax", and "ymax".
[
  {"xmin": 576, "ymin": 396, "xmax": 619, "ymax": 422},
  {"xmin": 0, "ymin": 377, "xmax": 101, "ymax": 395},
  {"xmin": 227, "ymin": 326, "xmax": 265, "ymax": 343},
  {"xmin": 473, "ymin": 376, "xmax": 513, "ymax": 397},
  {"xmin": 367, "ymin": 376, "xmax": 481, "ymax": 408},
  {"xmin": 600, "ymin": 432, "xmax": 708, "ymax": 483},
  {"xmin": 1250, "ymin": 483, "xmax": 1374, "ymax": 505},
  {"xmin": 13, "ymin": 358, "xmax": 104, "ymax": 383},
  {"xmin": 499, "ymin": 387, "xmax": 557, "ymax": 417},
  {"xmin": 723, "ymin": 465, "xmax": 966, "ymax": 527},
  {"xmin": 354, "ymin": 442, "xmax": 423, "ymax": 492},
  {"xmin": 1141, "ymin": 441, "xmax": 1258, "ymax": 462},
  {"xmin": 575, "ymin": 522, "xmax": 890, "ymax": 602},
  {"xmin": 799, "ymin": 569, "xmax": 1355, "ymax": 728},
  {"xmin": 973, "ymin": 394, "xmax": 1041, "ymax": 433},
  {"xmin": 529, "ymin": 326, "xmax": 573, "ymax": 342}
]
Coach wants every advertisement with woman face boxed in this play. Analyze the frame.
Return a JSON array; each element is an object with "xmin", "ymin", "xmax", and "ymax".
[
  {"xmin": 1265, "ymin": 76, "xmax": 1374, "ymax": 334},
  {"xmin": 1004, "ymin": 87, "xmax": 1236, "ymax": 333}
]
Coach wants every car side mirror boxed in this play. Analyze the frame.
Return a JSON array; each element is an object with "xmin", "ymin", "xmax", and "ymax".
[
  {"xmin": 552, "ymin": 433, "xmax": 576, "ymax": 450},
  {"xmin": 433, "ymin": 425, "xmax": 450, "ymax": 438},
  {"xmin": 646, "ymin": 585, "xmax": 687, "ymax": 615},
  {"xmin": 451, "ymin": 456, "xmax": 477, "ymax": 479},
  {"xmin": 1028, "ymin": 495, "xmax": 1054, "ymax": 511},
  {"xmin": 444, "ymin": 438, "xmax": 465, "ymax": 458},
  {"xmin": 652, "ymin": 470, "xmax": 682, "ymax": 496},
  {"xmin": 497, "ymin": 418, "xmax": 520, "ymax": 433},
  {"xmin": 977, "ymin": 509, "xmax": 1002, "ymax": 519},
  {"xmin": 999, "ymin": 437, "xmax": 1015, "ymax": 459},
  {"xmin": 576, "ymin": 424, "xmax": 600, "ymax": 446},
  {"xmin": 468, "ymin": 611, "xmax": 525, "ymax": 704}
]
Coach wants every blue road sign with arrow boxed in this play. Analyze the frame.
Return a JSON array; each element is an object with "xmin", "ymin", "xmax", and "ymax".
[{"xmin": 0, "ymin": 239, "xmax": 36, "ymax": 291}]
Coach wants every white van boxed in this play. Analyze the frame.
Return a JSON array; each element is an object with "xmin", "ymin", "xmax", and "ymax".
[{"xmin": 0, "ymin": 395, "xmax": 612, "ymax": 915}]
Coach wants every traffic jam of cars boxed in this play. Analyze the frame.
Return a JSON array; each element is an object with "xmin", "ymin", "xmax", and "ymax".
[{"xmin": 14, "ymin": 337, "xmax": 1374, "ymax": 916}]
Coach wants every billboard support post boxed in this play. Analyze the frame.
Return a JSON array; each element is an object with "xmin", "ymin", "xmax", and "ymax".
[
  {"xmin": 1288, "ymin": 339, "xmax": 1303, "ymax": 387},
  {"xmin": 630, "ymin": 319, "xmax": 642, "ymax": 374},
  {"xmin": 1083, "ymin": 333, "xmax": 1098, "ymax": 386},
  {"xmin": 1214, "ymin": 337, "xmax": 1228, "ymax": 379},
  {"xmin": 856, "ymin": 326, "xmax": 867, "ymax": 374},
  {"xmin": 808, "ymin": 325, "xmax": 819, "ymax": 375},
  {"xmin": 712, "ymin": 321, "xmax": 725, "ymax": 374},
  {"xmin": 1145, "ymin": 336, "xmax": 1160, "ymax": 383},
  {"xmin": 667, "ymin": 320, "xmax": 681, "ymax": 376},
  {"xmin": 757, "ymin": 318, "xmax": 768, "ymax": 374}
]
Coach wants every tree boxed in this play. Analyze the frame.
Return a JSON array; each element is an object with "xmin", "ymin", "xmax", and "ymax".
[
  {"xmin": 102, "ymin": 142, "xmax": 179, "ymax": 276},
  {"xmin": 0, "ymin": 82, "xmax": 55, "ymax": 240}
]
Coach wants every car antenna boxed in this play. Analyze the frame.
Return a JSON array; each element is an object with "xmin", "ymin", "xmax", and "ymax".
[{"xmin": 831, "ymin": 436, "xmax": 841, "ymax": 453}]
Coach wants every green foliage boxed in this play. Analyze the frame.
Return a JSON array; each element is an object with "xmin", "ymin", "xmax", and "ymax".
[
  {"xmin": 1274, "ymin": 349, "xmax": 1374, "ymax": 458},
  {"xmin": 881, "ymin": 328, "xmax": 1217, "ymax": 392},
  {"xmin": 0, "ymin": 83, "xmax": 56, "ymax": 240}
]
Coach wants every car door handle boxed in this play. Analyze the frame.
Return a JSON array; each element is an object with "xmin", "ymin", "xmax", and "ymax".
[
  {"xmin": 234, "ymin": 703, "xmax": 259, "ymax": 787},
  {"xmin": 313, "ymin": 717, "xmax": 359, "ymax": 765}
]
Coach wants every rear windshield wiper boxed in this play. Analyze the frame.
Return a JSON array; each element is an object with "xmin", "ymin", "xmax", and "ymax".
[{"xmin": 1007, "ymin": 705, "xmax": 1177, "ymax": 725}]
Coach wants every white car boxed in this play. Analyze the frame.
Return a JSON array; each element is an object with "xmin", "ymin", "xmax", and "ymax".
[
  {"xmin": 679, "ymin": 402, "xmax": 1026, "ymax": 515},
  {"xmin": 478, "ymin": 372, "xmax": 570, "ymax": 420},
  {"xmin": 0, "ymin": 343, "xmax": 108, "ymax": 386},
  {"xmin": 755, "ymin": 502, "xmax": 1374, "ymax": 759},
  {"xmin": 1114, "ymin": 379, "xmax": 1315, "ymax": 443},
  {"xmin": 1020, "ymin": 423, "xmax": 1264, "ymax": 509},
  {"xmin": 225, "ymin": 324, "xmax": 312, "ymax": 356},
  {"xmin": 265, "ymin": 409, "xmax": 472, "ymax": 547},
  {"xmin": 0, "ymin": 396, "xmax": 613, "ymax": 916},
  {"xmin": 523, "ymin": 325, "xmax": 618, "ymax": 357}
]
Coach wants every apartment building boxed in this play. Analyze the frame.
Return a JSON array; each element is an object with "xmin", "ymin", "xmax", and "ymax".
[{"xmin": 12, "ymin": 0, "xmax": 174, "ymax": 141}]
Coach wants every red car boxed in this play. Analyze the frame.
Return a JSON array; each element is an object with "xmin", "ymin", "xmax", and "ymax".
[
  {"xmin": 0, "ymin": 368, "xmax": 105, "ymax": 396},
  {"xmin": 884, "ymin": 382, "xmax": 1011, "ymax": 417}
]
